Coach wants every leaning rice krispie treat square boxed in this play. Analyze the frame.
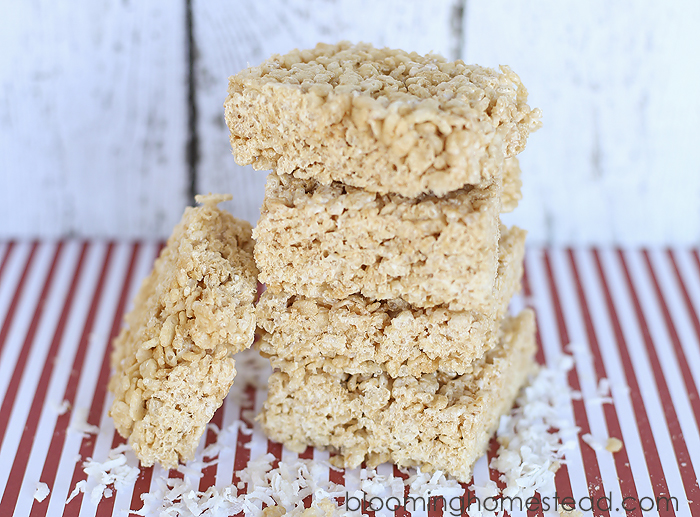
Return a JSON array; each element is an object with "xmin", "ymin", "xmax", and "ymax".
[
  {"xmin": 109, "ymin": 194, "xmax": 258, "ymax": 468},
  {"xmin": 225, "ymin": 41, "xmax": 540, "ymax": 197},
  {"xmin": 257, "ymin": 225, "xmax": 526, "ymax": 377},
  {"xmin": 254, "ymin": 172, "xmax": 503, "ymax": 312},
  {"xmin": 260, "ymin": 309, "xmax": 537, "ymax": 483}
]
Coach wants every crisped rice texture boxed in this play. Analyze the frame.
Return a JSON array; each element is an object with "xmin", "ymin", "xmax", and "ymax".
[
  {"xmin": 261, "ymin": 310, "xmax": 537, "ymax": 483},
  {"xmin": 501, "ymin": 157, "xmax": 521, "ymax": 213},
  {"xmin": 226, "ymin": 41, "xmax": 541, "ymax": 197},
  {"xmin": 108, "ymin": 194, "xmax": 258, "ymax": 468},
  {"xmin": 254, "ymin": 173, "xmax": 505, "ymax": 312},
  {"xmin": 257, "ymin": 225, "xmax": 526, "ymax": 377}
]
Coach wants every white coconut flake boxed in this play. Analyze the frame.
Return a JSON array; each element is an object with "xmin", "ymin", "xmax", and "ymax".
[
  {"xmin": 66, "ymin": 480, "xmax": 86, "ymax": 504},
  {"xmin": 75, "ymin": 444, "xmax": 140, "ymax": 505},
  {"xmin": 406, "ymin": 468, "xmax": 463, "ymax": 502},
  {"xmin": 67, "ymin": 407, "xmax": 100, "ymax": 437},
  {"xmin": 84, "ymin": 343, "xmax": 581, "ymax": 517},
  {"xmin": 34, "ymin": 482, "xmax": 50, "ymax": 502},
  {"xmin": 490, "ymin": 354, "xmax": 580, "ymax": 504},
  {"xmin": 128, "ymin": 353, "xmax": 581, "ymax": 516},
  {"xmin": 581, "ymin": 433, "xmax": 605, "ymax": 451},
  {"xmin": 134, "ymin": 453, "xmax": 346, "ymax": 517},
  {"xmin": 49, "ymin": 399, "xmax": 71, "ymax": 415}
]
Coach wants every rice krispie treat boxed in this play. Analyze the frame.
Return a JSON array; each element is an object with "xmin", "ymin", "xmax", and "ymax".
[
  {"xmin": 260, "ymin": 310, "xmax": 537, "ymax": 483},
  {"xmin": 257, "ymin": 225, "xmax": 526, "ymax": 377},
  {"xmin": 109, "ymin": 194, "xmax": 258, "ymax": 468},
  {"xmin": 502, "ymin": 157, "xmax": 522, "ymax": 213},
  {"xmin": 225, "ymin": 42, "xmax": 541, "ymax": 197},
  {"xmin": 255, "ymin": 172, "xmax": 504, "ymax": 312}
]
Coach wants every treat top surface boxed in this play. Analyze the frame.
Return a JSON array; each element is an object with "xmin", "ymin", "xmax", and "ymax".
[{"xmin": 230, "ymin": 41, "xmax": 541, "ymax": 154}]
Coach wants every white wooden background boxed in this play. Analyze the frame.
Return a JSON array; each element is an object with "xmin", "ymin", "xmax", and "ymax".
[{"xmin": 1, "ymin": 0, "xmax": 699, "ymax": 245}]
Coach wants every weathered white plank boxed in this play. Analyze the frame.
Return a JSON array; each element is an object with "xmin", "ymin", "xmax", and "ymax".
[
  {"xmin": 0, "ymin": 0, "xmax": 189, "ymax": 238},
  {"xmin": 193, "ymin": 0, "xmax": 462, "ymax": 225},
  {"xmin": 464, "ymin": 0, "xmax": 700, "ymax": 245}
]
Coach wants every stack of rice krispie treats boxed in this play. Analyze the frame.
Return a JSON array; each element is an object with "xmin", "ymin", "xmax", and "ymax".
[{"xmin": 225, "ymin": 42, "xmax": 542, "ymax": 482}]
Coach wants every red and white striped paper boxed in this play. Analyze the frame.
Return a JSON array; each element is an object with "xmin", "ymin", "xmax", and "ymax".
[{"xmin": 0, "ymin": 241, "xmax": 699, "ymax": 516}]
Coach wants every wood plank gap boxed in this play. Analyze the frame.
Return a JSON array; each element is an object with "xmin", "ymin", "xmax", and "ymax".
[
  {"xmin": 186, "ymin": 0, "xmax": 199, "ymax": 202},
  {"xmin": 451, "ymin": 0, "xmax": 466, "ymax": 60}
]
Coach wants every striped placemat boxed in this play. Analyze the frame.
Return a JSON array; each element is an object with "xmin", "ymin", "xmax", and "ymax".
[{"xmin": 0, "ymin": 241, "xmax": 698, "ymax": 516}]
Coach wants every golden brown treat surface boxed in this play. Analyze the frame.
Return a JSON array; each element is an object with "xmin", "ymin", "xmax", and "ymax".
[
  {"xmin": 261, "ymin": 310, "xmax": 537, "ymax": 482},
  {"xmin": 257, "ymin": 225, "xmax": 526, "ymax": 377},
  {"xmin": 254, "ymin": 173, "xmax": 509, "ymax": 312},
  {"xmin": 226, "ymin": 42, "xmax": 540, "ymax": 197},
  {"xmin": 109, "ymin": 194, "xmax": 258, "ymax": 468}
]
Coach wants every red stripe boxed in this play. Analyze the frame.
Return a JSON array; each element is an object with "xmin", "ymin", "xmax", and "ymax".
[
  {"xmin": 129, "ymin": 465, "xmax": 154, "ymax": 514},
  {"xmin": 298, "ymin": 446, "xmax": 315, "ymax": 510},
  {"xmin": 543, "ymin": 250, "xmax": 610, "ymax": 517},
  {"xmin": 668, "ymin": 250, "xmax": 700, "ymax": 368},
  {"xmin": 28, "ymin": 243, "xmax": 114, "ymax": 517},
  {"xmin": 568, "ymin": 250, "xmax": 644, "ymax": 517},
  {"xmin": 169, "ymin": 468, "xmax": 184, "ymax": 480},
  {"xmin": 232, "ymin": 384, "xmax": 256, "ymax": 517},
  {"xmin": 0, "ymin": 242, "xmax": 61, "ymax": 449},
  {"xmin": 95, "ymin": 432, "xmax": 128, "ymax": 517},
  {"xmin": 522, "ymin": 256, "xmax": 575, "ymax": 506},
  {"xmin": 427, "ymin": 490, "xmax": 444, "ymax": 517},
  {"xmin": 386, "ymin": 465, "xmax": 408, "ymax": 516},
  {"xmin": 267, "ymin": 439, "xmax": 282, "ymax": 471},
  {"xmin": 330, "ymin": 452, "xmax": 346, "ymax": 510},
  {"xmin": 0, "ymin": 242, "xmax": 38, "ymax": 358},
  {"xmin": 198, "ymin": 403, "xmax": 226, "ymax": 492},
  {"xmin": 617, "ymin": 250, "xmax": 700, "ymax": 513},
  {"xmin": 486, "ymin": 437, "xmax": 511, "ymax": 516},
  {"xmin": 592, "ymin": 250, "xmax": 676, "ymax": 513},
  {"xmin": 62, "ymin": 242, "xmax": 141, "ymax": 515},
  {"xmin": 487, "ymin": 437, "xmax": 505, "ymax": 490},
  {"xmin": 643, "ymin": 251, "xmax": 700, "ymax": 432},
  {"xmin": 521, "ymin": 263, "xmax": 546, "ymax": 365},
  {"xmin": 1, "ymin": 243, "xmax": 88, "ymax": 515},
  {"xmin": 521, "ymin": 257, "xmax": 547, "ymax": 517},
  {"xmin": 259, "ymin": 436, "xmax": 283, "ymax": 513},
  {"xmin": 457, "ymin": 483, "xmax": 473, "ymax": 517}
]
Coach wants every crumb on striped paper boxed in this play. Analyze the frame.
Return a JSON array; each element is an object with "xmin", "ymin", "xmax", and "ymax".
[
  {"xmin": 606, "ymin": 437, "xmax": 623, "ymax": 453},
  {"xmin": 33, "ymin": 482, "xmax": 50, "ymax": 502}
]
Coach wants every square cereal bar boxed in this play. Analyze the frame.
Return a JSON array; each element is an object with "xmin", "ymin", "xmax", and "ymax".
[
  {"xmin": 109, "ymin": 194, "xmax": 258, "ymax": 468},
  {"xmin": 260, "ymin": 309, "xmax": 537, "ymax": 483},
  {"xmin": 257, "ymin": 225, "xmax": 526, "ymax": 377},
  {"xmin": 254, "ymin": 173, "xmax": 508, "ymax": 312},
  {"xmin": 225, "ymin": 42, "xmax": 540, "ymax": 197}
]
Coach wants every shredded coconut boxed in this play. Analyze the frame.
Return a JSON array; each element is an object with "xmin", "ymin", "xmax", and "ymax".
[
  {"xmin": 67, "ymin": 407, "xmax": 100, "ymax": 436},
  {"xmin": 34, "ymin": 482, "xmax": 50, "ymax": 502},
  {"xmin": 133, "ymin": 453, "xmax": 346, "ymax": 516},
  {"xmin": 89, "ymin": 347, "xmax": 579, "ymax": 516},
  {"xmin": 405, "ymin": 468, "xmax": 463, "ymax": 501},
  {"xmin": 586, "ymin": 377, "xmax": 614, "ymax": 405},
  {"xmin": 490, "ymin": 354, "xmax": 580, "ymax": 503},
  {"xmin": 68, "ymin": 444, "xmax": 140, "ymax": 505},
  {"xmin": 581, "ymin": 433, "xmax": 605, "ymax": 451},
  {"xmin": 49, "ymin": 399, "xmax": 71, "ymax": 415},
  {"xmin": 66, "ymin": 480, "xmax": 86, "ymax": 504},
  {"xmin": 120, "ymin": 356, "xmax": 580, "ymax": 516}
]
